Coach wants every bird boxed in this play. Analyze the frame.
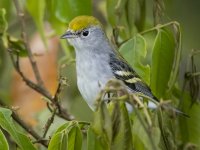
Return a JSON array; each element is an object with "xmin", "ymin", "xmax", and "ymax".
[{"xmin": 60, "ymin": 15, "xmax": 186, "ymax": 115}]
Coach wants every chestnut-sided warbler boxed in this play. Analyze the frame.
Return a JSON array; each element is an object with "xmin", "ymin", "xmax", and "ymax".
[{"xmin": 61, "ymin": 15, "xmax": 188, "ymax": 118}]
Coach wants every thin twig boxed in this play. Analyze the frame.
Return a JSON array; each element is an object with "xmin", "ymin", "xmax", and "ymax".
[
  {"xmin": 96, "ymin": 79, "xmax": 157, "ymax": 149},
  {"xmin": 12, "ymin": 0, "xmax": 44, "ymax": 86},
  {"xmin": 78, "ymin": 121, "xmax": 91, "ymax": 125},
  {"xmin": 52, "ymin": 77, "xmax": 63, "ymax": 114},
  {"xmin": 153, "ymin": 0, "xmax": 165, "ymax": 25},
  {"xmin": 187, "ymin": 72, "xmax": 200, "ymax": 77},
  {"xmin": 157, "ymin": 109, "xmax": 170, "ymax": 150},
  {"xmin": 132, "ymin": 94, "xmax": 152, "ymax": 126},
  {"xmin": 140, "ymin": 21, "xmax": 179, "ymax": 35},
  {"xmin": 7, "ymin": 41, "xmax": 72, "ymax": 121},
  {"xmin": 129, "ymin": 95, "xmax": 158, "ymax": 150},
  {"xmin": 43, "ymin": 108, "xmax": 57, "ymax": 138},
  {"xmin": 0, "ymin": 100, "xmax": 48, "ymax": 148},
  {"xmin": 8, "ymin": 51, "xmax": 52, "ymax": 100},
  {"xmin": 33, "ymin": 139, "xmax": 49, "ymax": 145},
  {"xmin": 6, "ymin": 1, "xmax": 74, "ymax": 148},
  {"xmin": 47, "ymin": 102, "xmax": 74, "ymax": 121},
  {"xmin": 52, "ymin": 76, "xmax": 74, "ymax": 120}
]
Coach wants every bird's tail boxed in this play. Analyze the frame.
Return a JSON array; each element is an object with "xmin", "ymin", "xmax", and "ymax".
[
  {"xmin": 153, "ymin": 96, "xmax": 189, "ymax": 118},
  {"xmin": 161, "ymin": 104, "xmax": 189, "ymax": 118}
]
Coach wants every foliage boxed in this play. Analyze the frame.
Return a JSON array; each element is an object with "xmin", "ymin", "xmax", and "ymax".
[
  {"xmin": 0, "ymin": 128, "xmax": 9, "ymax": 150},
  {"xmin": 0, "ymin": 0, "xmax": 199, "ymax": 150},
  {"xmin": 0, "ymin": 108, "xmax": 36, "ymax": 150}
]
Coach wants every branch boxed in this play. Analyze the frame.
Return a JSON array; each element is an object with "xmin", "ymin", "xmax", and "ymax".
[
  {"xmin": 8, "ymin": 51, "xmax": 73, "ymax": 121},
  {"xmin": 8, "ymin": 52, "xmax": 52, "ymax": 100},
  {"xmin": 95, "ymin": 80, "xmax": 158, "ymax": 150},
  {"xmin": 9, "ymin": 0, "xmax": 74, "ymax": 121},
  {"xmin": 7, "ymin": 2, "xmax": 74, "ymax": 147},
  {"xmin": 12, "ymin": 0, "xmax": 44, "ymax": 86},
  {"xmin": 43, "ymin": 108, "xmax": 57, "ymax": 138},
  {"xmin": 0, "ymin": 100, "xmax": 48, "ymax": 148},
  {"xmin": 52, "ymin": 77, "xmax": 63, "ymax": 114}
]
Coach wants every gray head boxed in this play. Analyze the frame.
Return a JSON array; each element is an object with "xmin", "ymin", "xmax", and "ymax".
[{"xmin": 61, "ymin": 16, "xmax": 108, "ymax": 50}]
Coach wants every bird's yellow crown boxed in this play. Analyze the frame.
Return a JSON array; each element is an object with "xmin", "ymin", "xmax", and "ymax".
[{"xmin": 68, "ymin": 16, "xmax": 101, "ymax": 31}]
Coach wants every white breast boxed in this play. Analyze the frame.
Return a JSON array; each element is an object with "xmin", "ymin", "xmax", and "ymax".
[{"xmin": 75, "ymin": 50, "xmax": 113, "ymax": 110}]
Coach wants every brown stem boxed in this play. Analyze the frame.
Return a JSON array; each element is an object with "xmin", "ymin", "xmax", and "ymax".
[
  {"xmin": 8, "ymin": 51, "xmax": 73, "ymax": 121},
  {"xmin": 53, "ymin": 78, "xmax": 63, "ymax": 114},
  {"xmin": 10, "ymin": 0, "xmax": 73, "ymax": 120},
  {"xmin": 7, "ymin": 2, "xmax": 74, "ymax": 147},
  {"xmin": 12, "ymin": 0, "xmax": 44, "ymax": 86},
  {"xmin": 9, "ymin": 51, "xmax": 52, "ymax": 100},
  {"xmin": 43, "ymin": 108, "xmax": 57, "ymax": 138},
  {"xmin": 47, "ymin": 102, "xmax": 74, "ymax": 121}
]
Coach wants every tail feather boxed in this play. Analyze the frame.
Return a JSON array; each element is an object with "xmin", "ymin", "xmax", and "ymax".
[
  {"xmin": 153, "ymin": 96, "xmax": 189, "ymax": 118},
  {"xmin": 162, "ymin": 104, "xmax": 190, "ymax": 118}
]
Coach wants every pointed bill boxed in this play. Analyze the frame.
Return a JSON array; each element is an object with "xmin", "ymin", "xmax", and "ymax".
[{"xmin": 60, "ymin": 30, "xmax": 78, "ymax": 39}]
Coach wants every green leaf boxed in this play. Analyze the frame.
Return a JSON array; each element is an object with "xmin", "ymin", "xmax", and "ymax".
[
  {"xmin": 46, "ymin": 1, "xmax": 73, "ymax": 58},
  {"xmin": 48, "ymin": 131, "xmax": 68, "ymax": 150},
  {"xmin": 91, "ymin": 101, "xmax": 133, "ymax": 150},
  {"xmin": 107, "ymin": 0, "xmax": 138, "ymax": 39},
  {"xmin": 26, "ymin": 0, "xmax": 47, "ymax": 47},
  {"xmin": 92, "ymin": 101, "xmax": 111, "ymax": 150},
  {"xmin": 110, "ymin": 102, "xmax": 133, "ymax": 150},
  {"xmin": 53, "ymin": 0, "xmax": 92, "ymax": 23},
  {"xmin": 48, "ymin": 121, "xmax": 83, "ymax": 150},
  {"xmin": 0, "ymin": 8, "xmax": 7, "ymax": 35},
  {"xmin": 107, "ymin": 0, "xmax": 131, "ymax": 39},
  {"xmin": 54, "ymin": 122, "xmax": 70, "ymax": 133},
  {"xmin": 87, "ymin": 127, "xmax": 104, "ymax": 150},
  {"xmin": 119, "ymin": 34, "xmax": 150, "ymax": 84},
  {"xmin": 127, "ymin": 0, "xmax": 138, "ymax": 33},
  {"xmin": 0, "ymin": 8, "xmax": 8, "ymax": 47},
  {"xmin": 46, "ymin": 0, "xmax": 65, "ymax": 35},
  {"xmin": 106, "ymin": 0, "xmax": 118, "ymax": 27},
  {"xmin": 67, "ymin": 125, "xmax": 82, "ymax": 150},
  {"xmin": 93, "ymin": 101, "xmax": 112, "ymax": 144},
  {"xmin": 48, "ymin": 123, "xmax": 70, "ymax": 150},
  {"xmin": 150, "ymin": 29, "xmax": 175, "ymax": 98},
  {"xmin": 134, "ymin": 0, "xmax": 146, "ymax": 32},
  {"xmin": 0, "ymin": 1, "xmax": 12, "ymax": 20},
  {"xmin": 179, "ymin": 92, "xmax": 200, "ymax": 147},
  {"xmin": 0, "ymin": 129, "xmax": 9, "ymax": 150},
  {"xmin": 167, "ymin": 23, "xmax": 182, "ymax": 92},
  {"xmin": 0, "ymin": 108, "xmax": 36, "ymax": 150},
  {"xmin": 132, "ymin": 113, "xmax": 160, "ymax": 150},
  {"xmin": 8, "ymin": 36, "xmax": 28, "ymax": 57}
]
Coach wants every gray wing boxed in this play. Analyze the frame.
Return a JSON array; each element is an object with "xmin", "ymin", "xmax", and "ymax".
[
  {"xmin": 109, "ymin": 53, "xmax": 157, "ymax": 100},
  {"xmin": 109, "ymin": 54, "xmax": 190, "ymax": 116}
]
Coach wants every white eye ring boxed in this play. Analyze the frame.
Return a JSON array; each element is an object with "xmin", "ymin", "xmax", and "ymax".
[{"xmin": 82, "ymin": 30, "xmax": 89, "ymax": 36}]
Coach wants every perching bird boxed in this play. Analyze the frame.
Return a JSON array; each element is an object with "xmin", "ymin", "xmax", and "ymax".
[{"xmin": 61, "ymin": 15, "xmax": 186, "ymax": 115}]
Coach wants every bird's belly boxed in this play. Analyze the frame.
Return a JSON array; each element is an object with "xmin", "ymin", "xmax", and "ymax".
[
  {"xmin": 76, "ymin": 61, "xmax": 113, "ymax": 110},
  {"xmin": 77, "ymin": 76, "xmax": 102, "ymax": 109}
]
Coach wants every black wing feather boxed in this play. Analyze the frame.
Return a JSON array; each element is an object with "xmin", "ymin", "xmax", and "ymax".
[{"xmin": 109, "ymin": 53, "xmax": 157, "ymax": 100}]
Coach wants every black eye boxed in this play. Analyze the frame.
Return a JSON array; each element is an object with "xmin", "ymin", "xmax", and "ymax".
[{"xmin": 82, "ymin": 30, "xmax": 89, "ymax": 36}]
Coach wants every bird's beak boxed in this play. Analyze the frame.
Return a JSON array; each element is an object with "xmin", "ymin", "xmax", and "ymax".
[{"xmin": 60, "ymin": 30, "xmax": 78, "ymax": 39}]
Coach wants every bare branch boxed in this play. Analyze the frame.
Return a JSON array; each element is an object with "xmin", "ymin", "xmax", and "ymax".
[
  {"xmin": 12, "ymin": 0, "xmax": 44, "ymax": 86},
  {"xmin": 8, "ymin": 51, "xmax": 52, "ymax": 100},
  {"xmin": 6, "ymin": 2, "xmax": 74, "ymax": 148},
  {"xmin": 10, "ymin": 0, "xmax": 73, "ymax": 121},
  {"xmin": 8, "ymin": 50, "xmax": 73, "ymax": 121},
  {"xmin": 43, "ymin": 108, "xmax": 57, "ymax": 138}
]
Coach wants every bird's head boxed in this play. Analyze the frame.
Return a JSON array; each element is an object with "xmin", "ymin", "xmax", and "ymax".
[{"xmin": 61, "ymin": 16, "xmax": 106, "ymax": 49}]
